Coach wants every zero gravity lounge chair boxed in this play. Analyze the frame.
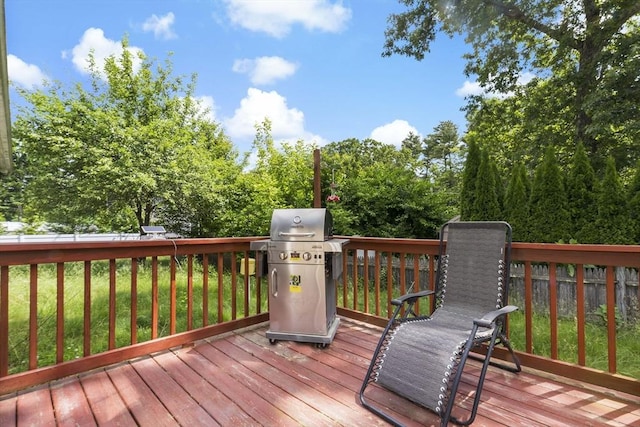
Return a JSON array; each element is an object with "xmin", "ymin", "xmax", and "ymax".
[{"xmin": 359, "ymin": 221, "xmax": 522, "ymax": 426}]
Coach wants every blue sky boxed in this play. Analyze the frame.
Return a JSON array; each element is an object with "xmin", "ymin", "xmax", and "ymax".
[{"xmin": 5, "ymin": 0, "xmax": 481, "ymax": 155}]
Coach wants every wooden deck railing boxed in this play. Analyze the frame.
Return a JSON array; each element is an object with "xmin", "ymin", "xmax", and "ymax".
[
  {"xmin": 0, "ymin": 238, "xmax": 268, "ymax": 394},
  {"xmin": 1, "ymin": 237, "xmax": 639, "ymax": 397}
]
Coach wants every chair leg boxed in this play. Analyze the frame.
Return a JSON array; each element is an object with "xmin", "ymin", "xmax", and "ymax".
[
  {"xmin": 359, "ymin": 392, "xmax": 404, "ymax": 427},
  {"xmin": 468, "ymin": 333, "xmax": 522, "ymax": 373},
  {"xmin": 446, "ymin": 326, "xmax": 504, "ymax": 426},
  {"xmin": 498, "ymin": 334, "xmax": 522, "ymax": 372}
]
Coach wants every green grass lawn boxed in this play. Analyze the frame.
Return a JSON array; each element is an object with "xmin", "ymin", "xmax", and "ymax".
[
  {"xmin": 339, "ymin": 281, "xmax": 640, "ymax": 380},
  {"xmin": 6, "ymin": 259, "xmax": 268, "ymax": 374},
  {"xmin": 507, "ymin": 309, "xmax": 640, "ymax": 379}
]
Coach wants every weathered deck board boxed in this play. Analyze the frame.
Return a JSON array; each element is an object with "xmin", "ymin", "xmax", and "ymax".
[
  {"xmin": 51, "ymin": 378, "xmax": 96, "ymax": 427},
  {"xmin": 0, "ymin": 318, "xmax": 639, "ymax": 426}
]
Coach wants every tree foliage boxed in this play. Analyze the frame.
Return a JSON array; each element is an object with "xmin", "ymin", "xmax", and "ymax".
[
  {"xmin": 527, "ymin": 145, "xmax": 570, "ymax": 243},
  {"xmin": 595, "ymin": 157, "xmax": 632, "ymax": 244},
  {"xmin": 251, "ymin": 120, "xmax": 315, "ymax": 210},
  {"xmin": 0, "ymin": 151, "xmax": 25, "ymax": 221},
  {"xmin": 384, "ymin": 0, "xmax": 640, "ymax": 171},
  {"xmin": 423, "ymin": 120, "xmax": 463, "ymax": 177},
  {"xmin": 321, "ymin": 138, "xmax": 444, "ymax": 238},
  {"xmin": 566, "ymin": 142, "xmax": 599, "ymax": 243},
  {"xmin": 628, "ymin": 162, "xmax": 640, "ymax": 244},
  {"xmin": 411, "ymin": 121, "xmax": 465, "ymax": 220},
  {"xmin": 12, "ymin": 39, "xmax": 237, "ymax": 234},
  {"xmin": 459, "ymin": 139, "xmax": 480, "ymax": 220},
  {"xmin": 471, "ymin": 149, "xmax": 501, "ymax": 221},
  {"xmin": 233, "ymin": 120, "xmax": 317, "ymax": 236},
  {"xmin": 504, "ymin": 162, "xmax": 530, "ymax": 241},
  {"xmin": 464, "ymin": 78, "xmax": 575, "ymax": 172}
]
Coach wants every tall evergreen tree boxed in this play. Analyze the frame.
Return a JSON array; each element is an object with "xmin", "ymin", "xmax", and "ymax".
[
  {"xmin": 528, "ymin": 145, "xmax": 570, "ymax": 242},
  {"xmin": 566, "ymin": 142, "xmax": 599, "ymax": 243},
  {"xmin": 472, "ymin": 149, "xmax": 501, "ymax": 220},
  {"xmin": 596, "ymin": 157, "xmax": 633, "ymax": 244},
  {"xmin": 504, "ymin": 162, "xmax": 530, "ymax": 241},
  {"xmin": 628, "ymin": 161, "xmax": 640, "ymax": 244},
  {"xmin": 400, "ymin": 132, "xmax": 424, "ymax": 175},
  {"xmin": 460, "ymin": 139, "xmax": 480, "ymax": 220},
  {"xmin": 491, "ymin": 161, "xmax": 505, "ymax": 213}
]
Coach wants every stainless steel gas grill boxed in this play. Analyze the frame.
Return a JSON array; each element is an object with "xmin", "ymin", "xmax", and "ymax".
[{"xmin": 250, "ymin": 208, "xmax": 349, "ymax": 347}]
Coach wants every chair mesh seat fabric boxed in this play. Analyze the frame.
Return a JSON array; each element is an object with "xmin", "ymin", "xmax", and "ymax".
[{"xmin": 374, "ymin": 309, "xmax": 493, "ymax": 413}]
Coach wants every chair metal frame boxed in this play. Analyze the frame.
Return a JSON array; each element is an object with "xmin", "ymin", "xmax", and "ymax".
[{"xmin": 359, "ymin": 221, "xmax": 522, "ymax": 426}]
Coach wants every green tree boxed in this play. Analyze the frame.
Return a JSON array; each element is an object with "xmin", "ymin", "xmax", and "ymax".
[
  {"xmin": 504, "ymin": 162, "xmax": 530, "ymax": 241},
  {"xmin": 422, "ymin": 121, "xmax": 465, "ymax": 219},
  {"xmin": 218, "ymin": 120, "xmax": 319, "ymax": 237},
  {"xmin": 471, "ymin": 149, "xmax": 501, "ymax": 221},
  {"xmin": 400, "ymin": 131, "xmax": 423, "ymax": 173},
  {"xmin": 338, "ymin": 163, "xmax": 441, "ymax": 238},
  {"xmin": 528, "ymin": 145, "xmax": 570, "ymax": 242},
  {"xmin": 0, "ymin": 151, "xmax": 26, "ymax": 222},
  {"xmin": 459, "ymin": 139, "xmax": 480, "ymax": 220},
  {"xmin": 566, "ymin": 142, "xmax": 599, "ymax": 243},
  {"xmin": 423, "ymin": 121, "xmax": 462, "ymax": 178},
  {"xmin": 595, "ymin": 157, "xmax": 632, "ymax": 244},
  {"xmin": 13, "ymin": 39, "xmax": 237, "ymax": 233},
  {"xmin": 321, "ymin": 138, "xmax": 444, "ymax": 238},
  {"xmin": 491, "ymin": 161, "xmax": 505, "ymax": 213},
  {"xmin": 383, "ymin": 0, "xmax": 640, "ymax": 168},
  {"xmin": 464, "ymin": 78, "xmax": 575, "ymax": 172},
  {"xmin": 628, "ymin": 162, "xmax": 640, "ymax": 244},
  {"xmin": 249, "ymin": 119, "xmax": 315, "ymax": 204}
]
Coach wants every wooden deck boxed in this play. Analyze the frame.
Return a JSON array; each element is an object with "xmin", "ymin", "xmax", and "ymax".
[{"xmin": 0, "ymin": 318, "xmax": 638, "ymax": 426}]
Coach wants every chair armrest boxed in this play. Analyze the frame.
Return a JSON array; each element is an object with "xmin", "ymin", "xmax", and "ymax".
[
  {"xmin": 391, "ymin": 290, "xmax": 435, "ymax": 306},
  {"xmin": 474, "ymin": 305, "xmax": 519, "ymax": 328}
]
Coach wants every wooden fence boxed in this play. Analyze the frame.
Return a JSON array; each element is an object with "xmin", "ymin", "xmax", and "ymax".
[{"xmin": 346, "ymin": 256, "xmax": 639, "ymax": 321}]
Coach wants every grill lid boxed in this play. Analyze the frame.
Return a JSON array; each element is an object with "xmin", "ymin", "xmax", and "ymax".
[{"xmin": 270, "ymin": 208, "xmax": 333, "ymax": 241}]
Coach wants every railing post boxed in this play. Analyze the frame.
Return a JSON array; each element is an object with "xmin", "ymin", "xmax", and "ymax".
[
  {"xmin": 313, "ymin": 148, "xmax": 321, "ymax": 208},
  {"xmin": 606, "ymin": 266, "xmax": 617, "ymax": 373},
  {"xmin": 30, "ymin": 264, "xmax": 38, "ymax": 368},
  {"xmin": 56, "ymin": 262, "xmax": 65, "ymax": 363},
  {"xmin": 0, "ymin": 266, "xmax": 8, "ymax": 377}
]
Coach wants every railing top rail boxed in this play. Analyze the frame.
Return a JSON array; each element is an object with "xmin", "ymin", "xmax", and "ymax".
[
  {"xmin": 340, "ymin": 235, "xmax": 441, "ymax": 254},
  {"xmin": 342, "ymin": 236, "xmax": 640, "ymax": 265},
  {"xmin": 0, "ymin": 236, "xmax": 266, "ymax": 266},
  {"xmin": 2, "ymin": 235, "xmax": 639, "ymax": 266},
  {"xmin": 512, "ymin": 242, "xmax": 640, "ymax": 265}
]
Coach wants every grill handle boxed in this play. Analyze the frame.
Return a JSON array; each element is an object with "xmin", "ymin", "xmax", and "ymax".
[
  {"xmin": 271, "ymin": 268, "xmax": 278, "ymax": 296},
  {"xmin": 278, "ymin": 232, "xmax": 316, "ymax": 238}
]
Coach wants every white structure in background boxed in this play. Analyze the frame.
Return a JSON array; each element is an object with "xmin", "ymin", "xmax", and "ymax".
[{"xmin": 0, "ymin": 222, "xmax": 140, "ymax": 243}]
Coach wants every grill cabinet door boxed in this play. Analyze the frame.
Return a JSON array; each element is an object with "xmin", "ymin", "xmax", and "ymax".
[{"xmin": 268, "ymin": 263, "xmax": 328, "ymax": 335}]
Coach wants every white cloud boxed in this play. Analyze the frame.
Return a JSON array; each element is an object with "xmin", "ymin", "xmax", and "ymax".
[
  {"xmin": 370, "ymin": 120, "xmax": 419, "ymax": 147},
  {"xmin": 196, "ymin": 95, "xmax": 217, "ymax": 122},
  {"xmin": 232, "ymin": 56, "xmax": 298, "ymax": 85},
  {"xmin": 142, "ymin": 12, "xmax": 177, "ymax": 40},
  {"xmin": 224, "ymin": 87, "xmax": 323, "ymax": 145},
  {"xmin": 224, "ymin": 0, "xmax": 352, "ymax": 38},
  {"xmin": 456, "ymin": 72, "xmax": 537, "ymax": 98},
  {"xmin": 516, "ymin": 72, "xmax": 536, "ymax": 86},
  {"xmin": 66, "ymin": 28, "xmax": 144, "ymax": 78},
  {"xmin": 7, "ymin": 55, "xmax": 49, "ymax": 88},
  {"xmin": 455, "ymin": 80, "xmax": 483, "ymax": 97}
]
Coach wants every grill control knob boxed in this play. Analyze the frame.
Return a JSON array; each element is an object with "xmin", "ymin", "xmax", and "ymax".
[
  {"xmin": 302, "ymin": 252, "xmax": 312, "ymax": 261},
  {"xmin": 279, "ymin": 252, "xmax": 288, "ymax": 260}
]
